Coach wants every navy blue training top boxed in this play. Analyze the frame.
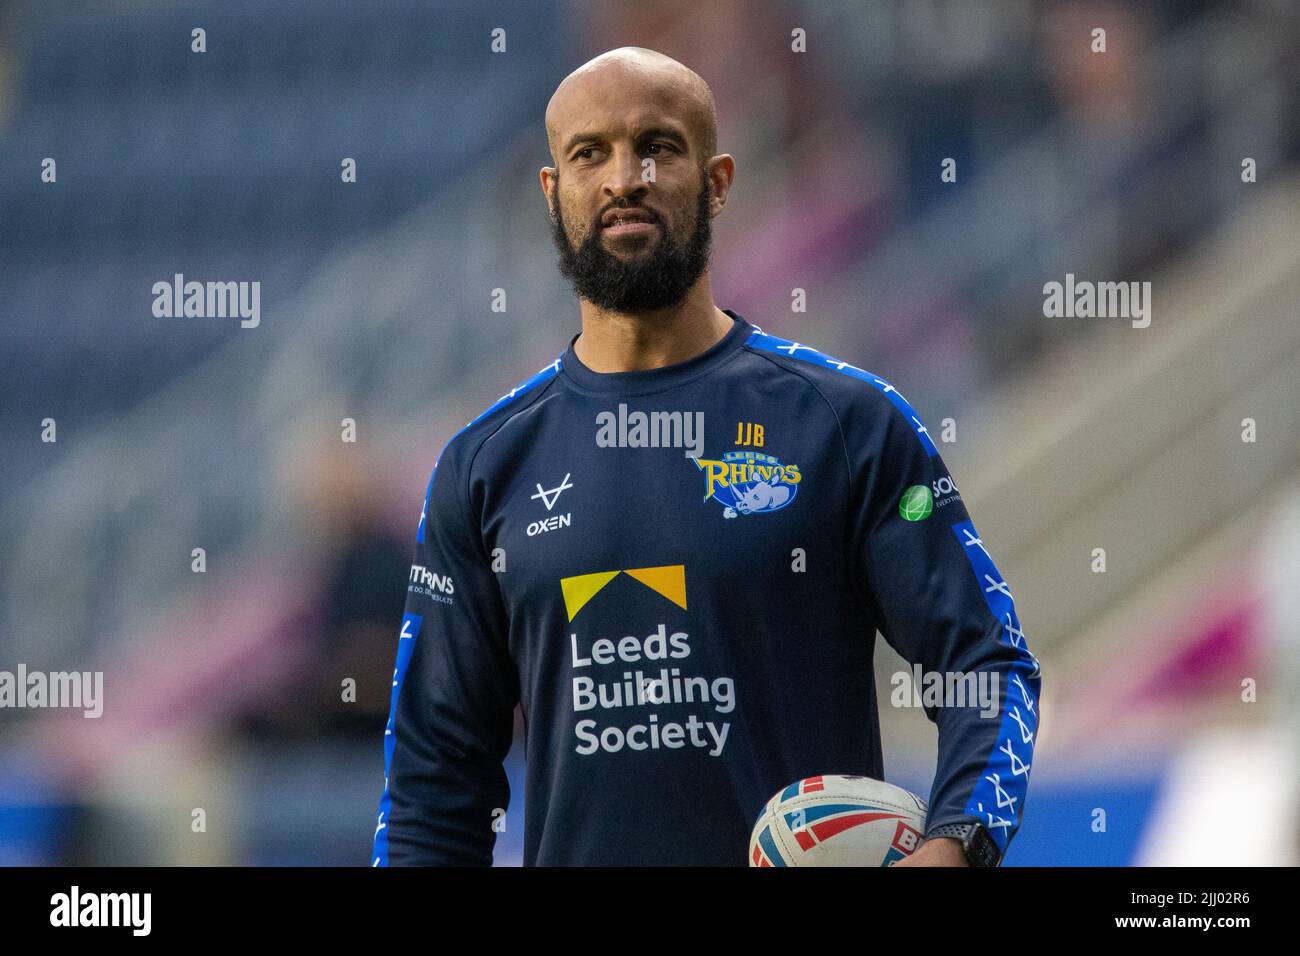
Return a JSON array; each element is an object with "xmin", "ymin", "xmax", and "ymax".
[{"xmin": 372, "ymin": 309, "xmax": 1041, "ymax": 866}]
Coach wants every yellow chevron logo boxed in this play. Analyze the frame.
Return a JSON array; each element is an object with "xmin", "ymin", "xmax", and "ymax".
[{"xmin": 560, "ymin": 564, "xmax": 687, "ymax": 621}]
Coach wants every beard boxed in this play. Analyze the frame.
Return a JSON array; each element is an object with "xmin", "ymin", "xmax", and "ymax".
[{"xmin": 548, "ymin": 170, "xmax": 713, "ymax": 313}]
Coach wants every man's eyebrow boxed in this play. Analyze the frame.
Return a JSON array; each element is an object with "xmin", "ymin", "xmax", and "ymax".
[{"xmin": 562, "ymin": 125, "xmax": 689, "ymax": 156}]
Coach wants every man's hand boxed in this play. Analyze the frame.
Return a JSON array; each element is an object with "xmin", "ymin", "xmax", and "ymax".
[{"xmin": 891, "ymin": 837, "xmax": 969, "ymax": 867}]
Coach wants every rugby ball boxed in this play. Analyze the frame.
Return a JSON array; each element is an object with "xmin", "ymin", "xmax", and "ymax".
[{"xmin": 748, "ymin": 774, "xmax": 928, "ymax": 866}]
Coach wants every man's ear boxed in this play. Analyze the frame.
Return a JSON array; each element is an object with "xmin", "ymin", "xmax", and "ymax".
[
  {"xmin": 706, "ymin": 154, "xmax": 735, "ymax": 216},
  {"xmin": 540, "ymin": 166, "xmax": 557, "ymax": 216}
]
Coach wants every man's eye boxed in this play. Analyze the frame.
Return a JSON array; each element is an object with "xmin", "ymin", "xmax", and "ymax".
[
  {"xmin": 645, "ymin": 143, "xmax": 669, "ymax": 155},
  {"xmin": 576, "ymin": 147, "xmax": 598, "ymax": 160}
]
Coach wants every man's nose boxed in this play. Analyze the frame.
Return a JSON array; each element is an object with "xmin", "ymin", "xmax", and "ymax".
[{"xmin": 603, "ymin": 144, "xmax": 649, "ymax": 198}]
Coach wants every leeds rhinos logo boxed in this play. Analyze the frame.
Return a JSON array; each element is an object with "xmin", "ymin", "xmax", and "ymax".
[{"xmin": 693, "ymin": 450, "xmax": 802, "ymax": 519}]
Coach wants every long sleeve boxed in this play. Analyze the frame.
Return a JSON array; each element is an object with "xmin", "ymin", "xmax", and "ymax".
[
  {"xmin": 371, "ymin": 442, "xmax": 518, "ymax": 866},
  {"xmin": 847, "ymin": 380, "xmax": 1041, "ymax": 859}
]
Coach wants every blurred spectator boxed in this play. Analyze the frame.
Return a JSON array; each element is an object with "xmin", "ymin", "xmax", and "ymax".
[{"xmin": 236, "ymin": 439, "xmax": 406, "ymax": 742}]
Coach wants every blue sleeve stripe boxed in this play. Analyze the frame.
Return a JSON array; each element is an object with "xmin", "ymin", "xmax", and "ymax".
[
  {"xmin": 417, "ymin": 356, "xmax": 562, "ymax": 544},
  {"xmin": 389, "ymin": 356, "xmax": 561, "ymax": 860},
  {"xmin": 744, "ymin": 328, "xmax": 939, "ymax": 456},
  {"xmin": 949, "ymin": 519, "xmax": 1041, "ymax": 852},
  {"xmin": 371, "ymin": 613, "xmax": 424, "ymax": 866}
]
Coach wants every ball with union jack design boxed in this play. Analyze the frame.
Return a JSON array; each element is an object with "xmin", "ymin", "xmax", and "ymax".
[{"xmin": 748, "ymin": 774, "xmax": 928, "ymax": 866}]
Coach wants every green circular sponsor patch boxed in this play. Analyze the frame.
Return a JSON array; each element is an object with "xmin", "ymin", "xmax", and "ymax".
[{"xmin": 899, "ymin": 485, "xmax": 933, "ymax": 521}]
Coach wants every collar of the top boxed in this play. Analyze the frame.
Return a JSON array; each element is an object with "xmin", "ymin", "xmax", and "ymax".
[{"xmin": 559, "ymin": 308, "xmax": 753, "ymax": 395}]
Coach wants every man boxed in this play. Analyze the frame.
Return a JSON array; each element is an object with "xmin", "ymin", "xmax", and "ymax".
[{"xmin": 372, "ymin": 47, "xmax": 1040, "ymax": 867}]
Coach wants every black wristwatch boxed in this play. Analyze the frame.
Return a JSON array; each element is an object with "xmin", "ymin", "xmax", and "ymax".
[{"xmin": 926, "ymin": 821, "xmax": 1001, "ymax": 867}]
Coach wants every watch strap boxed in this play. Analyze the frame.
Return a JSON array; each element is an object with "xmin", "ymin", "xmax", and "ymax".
[{"xmin": 925, "ymin": 821, "xmax": 1001, "ymax": 867}]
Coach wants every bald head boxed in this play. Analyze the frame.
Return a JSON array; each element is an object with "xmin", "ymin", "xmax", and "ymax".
[{"xmin": 545, "ymin": 47, "xmax": 717, "ymax": 166}]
